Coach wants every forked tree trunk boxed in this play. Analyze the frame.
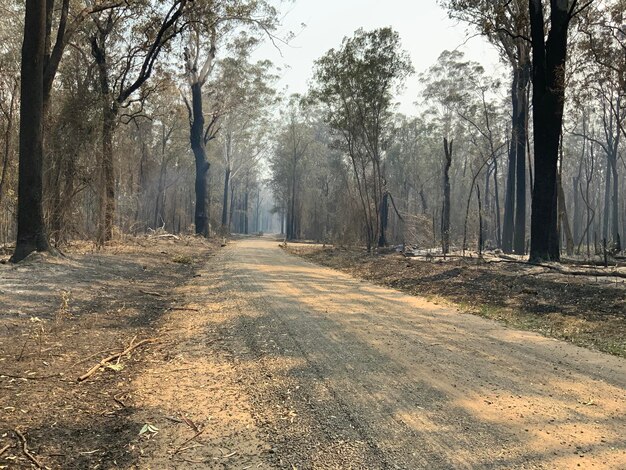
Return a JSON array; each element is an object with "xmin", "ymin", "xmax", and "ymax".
[
  {"xmin": 11, "ymin": 0, "xmax": 51, "ymax": 262},
  {"xmin": 528, "ymin": 0, "xmax": 574, "ymax": 262}
]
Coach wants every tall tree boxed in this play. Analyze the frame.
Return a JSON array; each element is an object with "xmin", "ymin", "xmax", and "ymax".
[
  {"xmin": 90, "ymin": 0, "xmax": 188, "ymax": 243},
  {"xmin": 11, "ymin": 0, "xmax": 50, "ymax": 262},
  {"xmin": 183, "ymin": 22, "xmax": 218, "ymax": 236},
  {"xmin": 441, "ymin": 0, "xmax": 530, "ymax": 254},
  {"xmin": 528, "ymin": 0, "xmax": 586, "ymax": 262},
  {"xmin": 312, "ymin": 27, "xmax": 413, "ymax": 251},
  {"xmin": 180, "ymin": 0, "xmax": 277, "ymax": 236}
]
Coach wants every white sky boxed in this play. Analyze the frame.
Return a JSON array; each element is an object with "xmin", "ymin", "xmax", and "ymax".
[{"xmin": 253, "ymin": 0, "xmax": 506, "ymax": 115}]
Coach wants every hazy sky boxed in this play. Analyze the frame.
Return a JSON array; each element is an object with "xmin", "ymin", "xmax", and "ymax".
[{"xmin": 253, "ymin": 0, "xmax": 505, "ymax": 115}]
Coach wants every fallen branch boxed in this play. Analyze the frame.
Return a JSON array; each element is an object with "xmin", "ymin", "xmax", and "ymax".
[
  {"xmin": 70, "ymin": 348, "xmax": 122, "ymax": 369},
  {"xmin": 486, "ymin": 258, "xmax": 626, "ymax": 279},
  {"xmin": 15, "ymin": 429, "xmax": 43, "ymax": 469},
  {"xmin": 78, "ymin": 338, "xmax": 158, "ymax": 382},
  {"xmin": 151, "ymin": 234, "xmax": 180, "ymax": 240},
  {"xmin": 168, "ymin": 307, "xmax": 200, "ymax": 312}
]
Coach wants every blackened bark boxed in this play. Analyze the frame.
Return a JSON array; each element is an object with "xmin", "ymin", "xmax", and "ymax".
[
  {"xmin": 514, "ymin": 60, "xmax": 530, "ymax": 254},
  {"xmin": 492, "ymin": 156, "xmax": 502, "ymax": 248},
  {"xmin": 502, "ymin": 73, "xmax": 518, "ymax": 253},
  {"xmin": 221, "ymin": 167, "xmax": 230, "ymax": 231},
  {"xmin": 557, "ymin": 169, "xmax": 574, "ymax": 255},
  {"xmin": 11, "ymin": 0, "xmax": 51, "ymax": 262},
  {"xmin": 190, "ymin": 82, "xmax": 209, "ymax": 236},
  {"xmin": 442, "ymin": 138, "xmax": 453, "ymax": 255},
  {"xmin": 100, "ymin": 104, "xmax": 116, "ymax": 242},
  {"xmin": 378, "ymin": 191, "xmax": 389, "ymax": 247},
  {"xmin": 528, "ymin": 0, "xmax": 574, "ymax": 262}
]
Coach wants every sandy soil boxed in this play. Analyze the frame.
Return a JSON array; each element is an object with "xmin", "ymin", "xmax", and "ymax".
[
  {"xmin": 0, "ymin": 237, "xmax": 269, "ymax": 469},
  {"xmin": 287, "ymin": 244, "xmax": 626, "ymax": 358},
  {"xmin": 218, "ymin": 238, "xmax": 626, "ymax": 469},
  {"xmin": 1, "ymin": 236, "xmax": 625, "ymax": 469}
]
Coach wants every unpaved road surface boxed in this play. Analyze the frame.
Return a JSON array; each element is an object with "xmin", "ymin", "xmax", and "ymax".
[{"xmin": 214, "ymin": 238, "xmax": 626, "ymax": 469}]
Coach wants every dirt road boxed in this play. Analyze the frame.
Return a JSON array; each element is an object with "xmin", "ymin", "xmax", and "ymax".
[{"xmin": 207, "ymin": 237, "xmax": 625, "ymax": 469}]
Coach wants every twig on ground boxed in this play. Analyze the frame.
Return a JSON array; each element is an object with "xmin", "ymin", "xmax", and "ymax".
[
  {"xmin": 0, "ymin": 442, "xmax": 14, "ymax": 457},
  {"xmin": 14, "ymin": 429, "xmax": 44, "ymax": 469},
  {"xmin": 168, "ymin": 307, "xmax": 200, "ymax": 312},
  {"xmin": 112, "ymin": 394, "xmax": 127, "ymax": 408},
  {"xmin": 0, "ymin": 373, "xmax": 59, "ymax": 381},
  {"xmin": 70, "ymin": 348, "xmax": 122, "ymax": 369},
  {"xmin": 182, "ymin": 415, "xmax": 199, "ymax": 433},
  {"xmin": 172, "ymin": 429, "xmax": 205, "ymax": 455},
  {"xmin": 78, "ymin": 338, "xmax": 158, "ymax": 382},
  {"xmin": 165, "ymin": 416, "xmax": 184, "ymax": 423},
  {"xmin": 140, "ymin": 290, "xmax": 164, "ymax": 297},
  {"xmin": 16, "ymin": 337, "xmax": 29, "ymax": 362}
]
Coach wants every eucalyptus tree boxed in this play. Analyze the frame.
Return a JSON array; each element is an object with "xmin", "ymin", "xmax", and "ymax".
[
  {"xmin": 213, "ymin": 51, "xmax": 276, "ymax": 233},
  {"xmin": 10, "ymin": 0, "xmax": 121, "ymax": 261},
  {"xmin": 270, "ymin": 96, "xmax": 313, "ymax": 240},
  {"xmin": 420, "ymin": 50, "xmax": 497, "ymax": 253},
  {"xmin": 528, "ymin": 0, "xmax": 591, "ymax": 262},
  {"xmin": 0, "ymin": 4, "xmax": 21, "ymax": 222},
  {"xmin": 10, "ymin": 0, "xmax": 50, "ymax": 262},
  {"xmin": 312, "ymin": 27, "xmax": 413, "ymax": 251},
  {"xmin": 576, "ymin": 1, "xmax": 624, "ymax": 252},
  {"xmin": 89, "ymin": 0, "xmax": 189, "ymax": 243},
  {"xmin": 180, "ymin": 0, "xmax": 278, "ymax": 236},
  {"xmin": 441, "ymin": 0, "xmax": 531, "ymax": 254}
]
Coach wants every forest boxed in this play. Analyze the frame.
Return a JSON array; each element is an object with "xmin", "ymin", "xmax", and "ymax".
[
  {"xmin": 0, "ymin": 0, "xmax": 624, "ymax": 264},
  {"xmin": 0, "ymin": 1, "xmax": 626, "ymax": 469}
]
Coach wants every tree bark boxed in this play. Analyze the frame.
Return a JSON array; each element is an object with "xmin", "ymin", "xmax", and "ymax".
[
  {"xmin": 514, "ymin": 58, "xmax": 530, "ymax": 254},
  {"xmin": 378, "ymin": 191, "xmax": 389, "ymax": 247},
  {"xmin": 100, "ymin": 103, "xmax": 117, "ymax": 243},
  {"xmin": 190, "ymin": 82, "xmax": 209, "ymax": 236},
  {"xmin": 528, "ymin": 0, "xmax": 574, "ymax": 262},
  {"xmin": 221, "ymin": 167, "xmax": 231, "ymax": 231},
  {"xmin": 502, "ymin": 73, "xmax": 518, "ymax": 253},
  {"xmin": 0, "ymin": 80, "xmax": 17, "ymax": 211},
  {"xmin": 442, "ymin": 138, "xmax": 453, "ymax": 255},
  {"xmin": 11, "ymin": 0, "xmax": 51, "ymax": 262}
]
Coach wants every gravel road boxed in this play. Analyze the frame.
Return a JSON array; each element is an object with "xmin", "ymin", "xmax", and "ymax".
[{"xmin": 215, "ymin": 238, "xmax": 626, "ymax": 469}]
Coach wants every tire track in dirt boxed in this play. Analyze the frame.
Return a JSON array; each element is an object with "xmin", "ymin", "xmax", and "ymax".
[{"xmin": 216, "ymin": 238, "xmax": 626, "ymax": 469}]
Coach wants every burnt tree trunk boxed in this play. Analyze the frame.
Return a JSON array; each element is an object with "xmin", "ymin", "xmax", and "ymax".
[
  {"xmin": 514, "ymin": 59, "xmax": 530, "ymax": 254},
  {"xmin": 378, "ymin": 191, "xmax": 389, "ymax": 247},
  {"xmin": 91, "ymin": 24, "xmax": 118, "ymax": 244},
  {"xmin": 502, "ymin": 74, "xmax": 518, "ymax": 253},
  {"xmin": 100, "ymin": 103, "xmax": 117, "ymax": 243},
  {"xmin": 528, "ymin": 0, "xmax": 575, "ymax": 262},
  {"xmin": 190, "ymin": 82, "xmax": 209, "ymax": 236},
  {"xmin": 11, "ymin": 0, "xmax": 51, "ymax": 262},
  {"xmin": 221, "ymin": 167, "xmax": 231, "ymax": 231},
  {"xmin": 442, "ymin": 138, "xmax": 453, "ymax": 255}
]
